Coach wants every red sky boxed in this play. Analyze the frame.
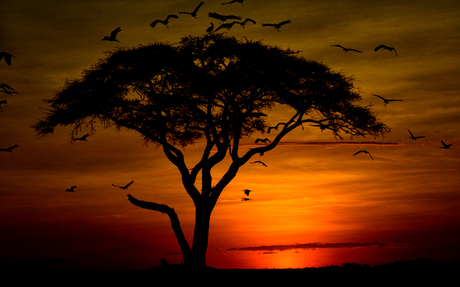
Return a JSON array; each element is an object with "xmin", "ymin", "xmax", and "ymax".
[{"xmin": 1, "ymin": 0, "xmax": 459, "ymax": 270}]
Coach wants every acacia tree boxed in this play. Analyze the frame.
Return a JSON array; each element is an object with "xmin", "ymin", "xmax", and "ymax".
[{"xmin": 33, "ymin": 34, "xmax": 389, "ymax": 268}]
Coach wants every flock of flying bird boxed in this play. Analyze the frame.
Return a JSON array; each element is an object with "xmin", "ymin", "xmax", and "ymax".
[
  {"xmin": 1, "ymin": 1, "xmax": 455, "ymax": 200},
  {"xmin": 100, "ymin": 0, "xmax": 293, "ymax": 44},
  {"xmin": 1, "ymin": 52, "xmax": 17, "ymax": 112},
  {"xmin": 65, "ymin": 180, "xmax": 135, "ymax": 193}
]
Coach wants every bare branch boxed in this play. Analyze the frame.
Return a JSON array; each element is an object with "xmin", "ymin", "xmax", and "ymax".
[{"xmin": 127, "ymin": 194, "xmax": 191, "ymax": 261}]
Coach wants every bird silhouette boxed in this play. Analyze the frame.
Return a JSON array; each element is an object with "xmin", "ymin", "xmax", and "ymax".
[
  {"xmin": 239, "ymin": 18, "xmax": 256, "ymax": 28},
  {"xmin": 243, "ymin": 189, "xmax": 252, "ymax": 196},
  {"xmin": 440, "ymin": 140, "xmax": 452, "ymax": 149},
  {"xmin": 150, "ymin": 15, "xmax": 179, "ymax": 28},
  {"xmin": 112, "ymin": 180, "xmax": 135, "ymax": 189},
  {"xmin": 0, "ymin": 100, "xmax": 6, "ymax": 112},
  {"xmin": 66, "ymin": 186, "xmax": 77, "ymax": 192},
  {"xmin": 0, "ymin": 83, "xmax": 18, "ymax": 96},
  {"xmin": 213, "ymin": 21, "xmax": 241, "ymax": 32},
  {"xmin": 310, "ymin": 123, "xmax": 333, "ymax": 131},
  {"xmin": 208, "ymin": 12, "xmax": 241, "ymax": 23},
  {"xmin": 255, "ymin": 138, "xmax": 271, "ymax": 144},
  {"xmin": 267, "ymin": 122, "xmax": 285, "ymax": 134},
  {"xmin": 72, "ymin": 133, "xmax": 90, "ymax": 141},
  {"xmin": 375, "ymin": 44, "xmax": 397, "ymax": 56},
  {"xmin": 101, "ymin": 27, "xmax": 121, "ymax": 42},
  {"xmin": 250, "ymin": 160, "xmax": 267, "ymax": 167},
  {"xmin": 206, "ymin": 22, "xmax": 215, "ymax": 33},
  {"xmin": 0, "ymin": 52, "xmax": 15, "ymax": 66},
  {"xmin": 261, "ymin": 20, "xmax": 291, "ymax": 31},
  {"xmin": 354, "ymin": 150, "xmax": 374, "ymax": 160},
  {"xmin": 330, "ymin": 45, "xmax": 362, "ymax": 53},
  {"xmin": 372, "ymin": 94, "xmax": 402, "ymax": 107},
  {"xmin": 222, "ymin": 0, "xmax": 245, "ymax": 5},
  {"xmin": 0, "ymin": 144, "xmax": 18, "ymax": 152},
  {"xmin": 241, "ymin": 197, "xmax": 252, "ymax": 201},
  {"xmin": 408, "ymin": 129, "xmax": 425, "ymax": 141},
  {"xmin": 179, "ymin": 1, "xmax": 204, "ymax": 18}
]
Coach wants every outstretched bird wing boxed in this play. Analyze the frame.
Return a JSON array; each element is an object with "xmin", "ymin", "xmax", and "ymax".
[
  {"xmin": 278, "ymin": 20, "xmax": 292, "ymax": 26},
  {"xmin": 192, "ymin": 1, "xmax": 205, "ymax": 14},
  {"xmin": 441, "ymin": 140, "xmax": 451, "ymax": 148},
  {"xmin": 166, "ymin": 14, "xmax": 179, "ymax": 21},
  {"xmin": 150, "ymin": 20, "xmax": 162, "ymax": 28},
  {"xmin": 0, "ymin": 52, "xmax": 14, "ymax": 66},
  {"xmin": 354, "ymin": 150, "xmax": 373, "ymax": 160},
  {"xmin": 124, "ymin": 180, "xmax": 135, "ymax": 188},
  {"xmin": 251, "ymin": 161, "xmax": 267, "ymax": 167},
  {"xmin": 243, "ymin": 18, "xmax": 256, "ymax": 25},
  {"xmin": 110, "ymin": 27, "xmax": 121, "ymax": 38},
  {"xmin": 375, "ymin": 44, "xmax": 397, "ymax": 56},
  {"xmin": 1, "ymin": 144, "xmax": 18, "ymax": 152},
  {"xmin": 208, "ymin": 12, "xmax": 225, "ymax": 21},
  {"xmin": 372, "ymin": 94, "xmax": 386, "ymax": 101}
]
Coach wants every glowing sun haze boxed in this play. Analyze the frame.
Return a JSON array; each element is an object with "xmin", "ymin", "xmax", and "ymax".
[{"xmin": 1, "ymin": 0, "xmax": 459, "ymax": 270}]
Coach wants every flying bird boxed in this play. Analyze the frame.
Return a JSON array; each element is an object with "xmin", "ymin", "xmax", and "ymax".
[
  {"xmin": 250, "ymin": 161, "xmax": 267, "ymax": 167},
  {"xmin": 0, "ymin": 52, "xmax": 15, "ymax": 66},
  {"xmin": 66, "ymin": 186, "xmax": 77, "ymax": 192},
  {"xmin": 208, "ymin": 12, "xmax": 242, "ymax": 23},
  {"xmin": 213, "ymin": 21, "xmax": 241, "ymax": 32},
  {"xmin": 374, "ymin": 44, "xmax": 397, "ymax": 56},
  {"xmin": 255, "ymin": 138, "xmax": 271, "ymax": 144},
  {"xmin": 261, "ymin": 20, "xmax": 291, "ymax": 31},
  {"xmin": 222, "ymin": 0, "xmax": 245, "ymax": 5},
  {"xmin": 330, "ymin": 45, "xmax": 362, "ymax": 53},
  {"xmin": 179, "ymin": 1, "xmax": 204, "ymax": 18},
  {"xmin": 0, "ymin": 83, "xmax": 18, "ymax": 96},
  {"xmin": 112, "ymin": 180, "xmax": 135, "ymax": 189},
  {"xmin": 354, "ymin": 150, "xmax": 374, "ymax": 160},
  {"xmin": 206, "ymin": 22, "xmax": 214, "ymax": 33},
  {"xmin": 150, "ymin": 15, "xmax": 179, "ymax": 28},
  {"xmin": 0, "ymin": 144, "xmax": 18, "ymax": 152},
  {"xmin": 267, "ymin": 122, "xmax": 285, "ymax": 134},
  {"xmin": 440, "ymin": 140, "xmax": 452, "ymax": 149},
  {"xmin": 241, "ymin": 197, "xmax": 252, "ymax": 201},
  {"xmin": 0, "ymin": 100, "xmax": 6, "ymax": 111},
  {"xmin": 372, "ymin": 94, "xmax": 402, "ymax": 107},
  {"xmin": 239, "ymin": 18, "xmax": 256, "ymax": 28},
  {"xmin": 101, "ymin": 27, "xmax": 121, "ymax": 42},
  {"xmin": 243, "ymin": 189, "xmax": 252, "ymax": 196},
  {"xmin": 72, "ymin": 133, "xmax": 90, "ymax": 141},
  {"xmin": 408, "ymin": 129, "xmax": 425, "ymax": 141},
  {"xmin": 310, "ymin": 122, "xmax": 334, "ymax": 131}
]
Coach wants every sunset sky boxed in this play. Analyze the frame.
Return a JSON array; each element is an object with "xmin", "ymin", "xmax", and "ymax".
[{"xmin": 1, "ymin": 0, "xmax": 459, "ymax": 271}]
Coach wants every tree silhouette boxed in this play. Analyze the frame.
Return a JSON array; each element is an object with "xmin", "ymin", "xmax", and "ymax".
[{"xmin": 33, "ymin": 34, "xmax": 390, "ymax": 268}]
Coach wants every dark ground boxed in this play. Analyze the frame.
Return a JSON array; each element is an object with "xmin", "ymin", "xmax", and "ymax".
[{"xmin": 3, "ymin": 258, "xmax": 458, "ymax": 284}]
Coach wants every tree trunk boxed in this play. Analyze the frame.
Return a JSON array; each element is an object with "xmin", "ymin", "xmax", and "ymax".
[{"xmin": 188, "ymin": 204, "xmax": 212, "ymax": 268}]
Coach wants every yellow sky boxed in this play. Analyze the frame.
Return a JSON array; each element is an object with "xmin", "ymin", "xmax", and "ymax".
[{"xmin": 1, "ymin": 0, "xmax": 459, "ymax": 270}]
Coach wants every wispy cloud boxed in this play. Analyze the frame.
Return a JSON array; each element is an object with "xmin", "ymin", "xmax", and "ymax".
[
  {"xmin": 227, "ymin": 242, "xmax": 407, "ymax": 252},
  {"xmin": 240, "ymin": 141, "xmax": 402, "ymax": 148},
  {"xmin": 276, "ymin": 141, "xmax": 402, "ymax": 146}
]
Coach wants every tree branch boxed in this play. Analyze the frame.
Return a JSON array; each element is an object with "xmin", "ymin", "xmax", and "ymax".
[{"xmin": 127, "ymin": 194, "xmax": 191, "ymax": 262}]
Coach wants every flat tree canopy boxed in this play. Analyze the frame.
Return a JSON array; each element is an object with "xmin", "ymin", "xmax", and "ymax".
[{"xmin": 33, "ymin": 34, "xmax": 390, "ymax": 267}]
